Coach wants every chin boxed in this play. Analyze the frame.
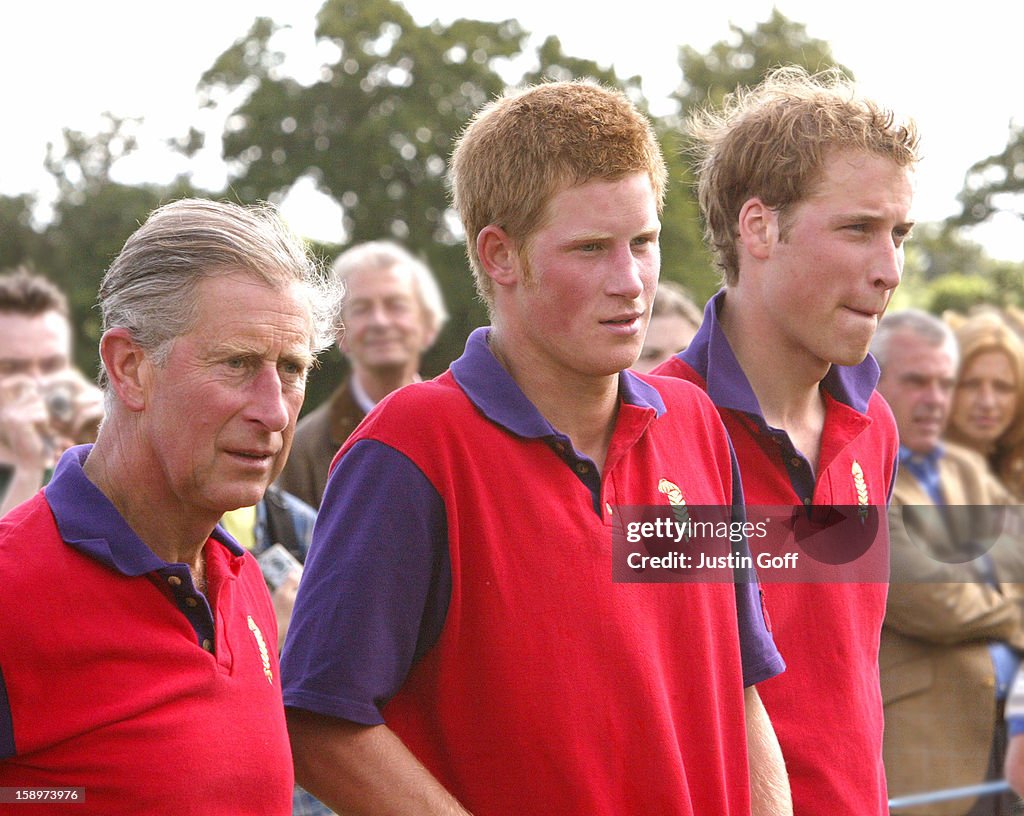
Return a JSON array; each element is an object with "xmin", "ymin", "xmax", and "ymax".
[
  {"xmin": 223, "ymin": 486, "xmax": 271, "ymax": 514},
  {"xmin": 829, "ymin": 342, "xmax": 872, "ymax": 367}
]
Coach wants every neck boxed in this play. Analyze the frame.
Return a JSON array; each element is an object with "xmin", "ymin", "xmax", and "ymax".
[
  {"xmin": 83, "ymin": 422, "xmax": 213, "ymax": 574},
  {"xmin": 720, "ymin": 290, "xmax": 829, "ymax": 419},
  {"xmin": 489, "ymin": 328, "xmax": 619, "ymax": 472},
  {"xmin": 353, "ymin": 365, "xmax": 419, "ymax": 405},
  {"xmin": 719, "ymin": 290, "xmax": 827, "ymax": 468}
]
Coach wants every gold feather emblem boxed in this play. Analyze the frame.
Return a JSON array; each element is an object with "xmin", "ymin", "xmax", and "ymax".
[
  {"xmin": 658, "ymin": 478, "xmax": 690, "ymax": 528},
  {"xmin": 247, "ymin": 615, "xmax": 274, "ymax": 685},
  {"xmin": 852, "ymin": 461, "xmax": 869, "ymax": 521}
]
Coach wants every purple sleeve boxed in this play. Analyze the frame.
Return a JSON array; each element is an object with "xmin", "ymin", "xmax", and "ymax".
[
  {"xmin": 728, "ymin": 445, "xmax": 786, "ymax": 687},
  {"xmin": 280, "ymin": 439, "xmax": 450, "ymax": 725},
  {"xmin": 0, "ymin": 665, "xmax": 13, "ymax": 758}
]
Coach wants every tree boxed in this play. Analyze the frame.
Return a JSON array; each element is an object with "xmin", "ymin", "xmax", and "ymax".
[
  {"xmin": 953, "ymin": 121, "xmax": 1024, "ymax": 227},
  {"xmin": 194, "ymin": 0, "xmax": 663, "ymax": 409},
  {"xmin": 0, "ymin": 194, "xmax": 44, "ymax": 272},
  {"xmin": 37, "ymin": 117, "xmax": 192, "ymax": 377},
  {"xmin": 672, "ymin": 9, "xmax": 850, "ymax": 117}
]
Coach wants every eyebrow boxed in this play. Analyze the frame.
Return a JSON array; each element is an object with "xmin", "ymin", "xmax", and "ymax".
[
  {"xmin": 832, "ymin": 212, "xmax": 916, "ymax": 229},
  {"xmin": 213, "ymin": 340, "xmax": 315, "ymax": 368}
]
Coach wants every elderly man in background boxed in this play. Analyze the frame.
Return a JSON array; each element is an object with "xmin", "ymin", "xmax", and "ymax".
[
  {"xmin": 277, "ymin": 240, "xmax": 447, "ymax": 509},
  {"xmin": 0, "ymin": 268, "xmax": 103, "ymax": 516},
  {"xmin": 0, "ymin": 198, "xmax": 336, "ymax": 815},
  {"xmin": 874, "ymin": 308, "xmax": 1024, "ymax": 816}
]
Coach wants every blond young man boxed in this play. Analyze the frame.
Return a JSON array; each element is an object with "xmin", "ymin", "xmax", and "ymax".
[
  {"xmin": 283, "ymin": 80, "xmax": 790, "ymax": 816},
  {"xmin": 655, "ymin": 67, "xmax": 920, "ymax": 814}
]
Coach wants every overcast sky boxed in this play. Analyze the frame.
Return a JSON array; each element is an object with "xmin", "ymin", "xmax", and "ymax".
[{"xmin": 3, "ymin": 1, "xmax": 1022, "ymax": 258}]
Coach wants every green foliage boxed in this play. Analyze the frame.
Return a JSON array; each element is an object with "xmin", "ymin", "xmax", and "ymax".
[
  {"xmin": 899, "ymin": 222, "xmax": 1024, "ymax": 315},
  {"xmin": 0, "ymin": 194, "xmax": 45, "ymax": 271},
  {"xmin": 657, "ymin": 129, "xmax": 718, "ymax": 303},
  {"xmin": 523, "ymin": 35, "xmax": 640, "ymax": 90},
  {"xmin": 6, "ymin": 3, "xmax": 1022, "ymax": 406},
  {"xmin": 925, "ymin": 273, "xmax": 997, "ymax": 316},
  {"xmin": 672, "ymin": 9, "xmax": 851, "ymax": 117},
  {"xmin": 0, "ymin": 118, "xmax": 194, "ymax": 379},
  {"xmin": 902, "ymin": 222, "xmax": 990, "ymax": 282},
  {"xmin": 953, "ymin": 121, "xmax": 1024, "ymax": 226}
]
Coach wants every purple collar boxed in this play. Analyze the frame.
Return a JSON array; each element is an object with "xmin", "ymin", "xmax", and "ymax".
[
  {"xmin": 45, "ymin": 445, "xmax": 243, "ymax": 575},
  {"xmin": 450, "ymin": 327, "xmax": 665, "ymax": 439}
]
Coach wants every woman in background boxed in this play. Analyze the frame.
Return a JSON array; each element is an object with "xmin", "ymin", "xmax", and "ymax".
[{"xmin": 946, "ymin": 310, "xmax": 1024, "ymax": 500}]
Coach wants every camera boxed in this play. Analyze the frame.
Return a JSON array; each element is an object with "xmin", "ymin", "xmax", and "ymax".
[
  {"xmin": 42, "ymin": 381, "xmax": 76, "ymax": 425},
  {"xmin": 256, "ymin": 543, "xmax": 303, "ymax": 591}
]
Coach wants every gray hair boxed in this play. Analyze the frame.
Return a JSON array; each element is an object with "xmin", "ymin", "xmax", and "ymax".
[
  {"xmin": 331, "ymin": 240, "xmax": 448, "ymax": 338},
  {"xmin": 871, "ymin": 308, "xmax": 959, "ymax": 370},
  {"xmin": 97, "ymin": 198, "xmax": 339, "ymax": 390}
]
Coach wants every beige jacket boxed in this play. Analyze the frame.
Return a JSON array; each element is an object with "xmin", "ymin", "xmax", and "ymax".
[{"xmin": 881, "ymin": 442, "xmax": 1024, "ymax": 815}]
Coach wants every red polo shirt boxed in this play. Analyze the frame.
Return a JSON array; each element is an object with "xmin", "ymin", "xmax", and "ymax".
[
  {"xmin": 283, "ymin": 327, "xmax": 783, "ymax": 815},
  {"xmin": 654, "ymin": 290, "xmax": 897, "ymax": 816},
  {"xmin": 0, "ymin": 446, "xmax": 293, "ymax": 815}
]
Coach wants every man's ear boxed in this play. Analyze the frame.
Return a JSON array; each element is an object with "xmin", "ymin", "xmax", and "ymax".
[
  {"xmin": 737, "ymin": 197, "xmax": 777, "ymax": 261},
  {"xmin": 476, "ymin": 225, "xmax": 521, "ymax": 289},
  {"xmin": 98, "ymin": 328, "xmax": 150, "ymax": 412}
]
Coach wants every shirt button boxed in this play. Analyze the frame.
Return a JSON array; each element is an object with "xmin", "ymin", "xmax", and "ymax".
[
  {"xmin": 791, "ymin": 458, "xmax": 802, "ymax": 467},
  {"xmin": 576, "ymin": 463, "xmax": 590, "ymax": 475},
  {"xmin": 167, "ymin": 576, "xmax": 182, "ymax": 587},
  {"xmin": 202, "ymin": 639, "xmax": 213, "ymax": 652},
  {"xmin": 802, "ymin": 497, "xmax": 812, "ymax": 506},
  {"xmin": 185, "ymin": 597, "xmax": 199, "ymax": 608}
]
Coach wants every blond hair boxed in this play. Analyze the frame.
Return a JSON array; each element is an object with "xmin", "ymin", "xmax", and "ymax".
[{"xmin": 689, "ymin": 66, "xmax": 920, "ymax": 285}]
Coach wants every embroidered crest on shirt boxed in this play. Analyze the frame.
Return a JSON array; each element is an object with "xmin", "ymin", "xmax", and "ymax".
[
  {"xmin": 658, "ymin": 478, "xmax": 690, "ymax": 529},
  {"xmin": 248, "ymin": 615, "xmax": 274, "ymax": 685},
  {"xmin": 851, "ymin": 461, "xmax": 869, "ymax": 521}
]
